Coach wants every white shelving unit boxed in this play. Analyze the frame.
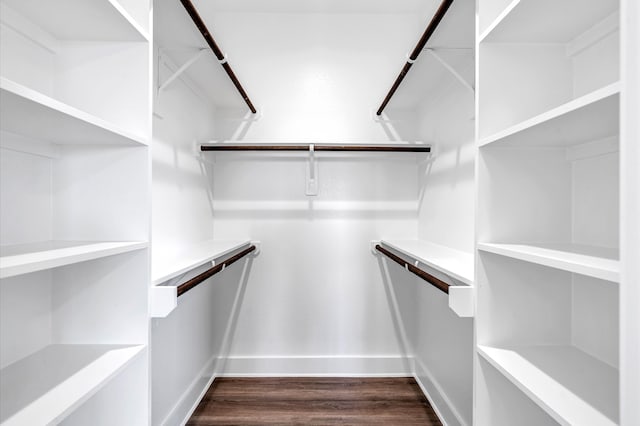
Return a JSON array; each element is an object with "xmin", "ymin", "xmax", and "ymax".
[
  {"xmin": 478, "ymin": 82, "xmax": 620, "ymax": 148},
  {"xmin": 0, "ymin": 0, "xmax": 149, "ymax": 42},
  {"xmin": 150, "ymin": 240, "xmax": 253, "ymax": 317},
  {"xmin": 379, "ymin": 240, "xmax": 474, "ymax": 318},
  {"xmin": 0, "ymin": 0, "xmax": 151, "ymax": 423},
  {"xmin": 479, "ymin": 0, "xmax": 618, "ymax": 43},
  {"xmin": 0, "ymin": 344, "xmax": 145, "ymax": 425},
  {"xmin": 478, "ymin": 345, "xmax": 618, "ymax": 426},
  {"xmin": 0, "ymin": 241, "xmax": 147, "ymax": 279},
  {"xmin": 476, "ymin": 0, "xmax": 622, "ymax": 424},
  {"xmin": 0, "ymin": 78, "xmax": 147, "ymax": 147}
]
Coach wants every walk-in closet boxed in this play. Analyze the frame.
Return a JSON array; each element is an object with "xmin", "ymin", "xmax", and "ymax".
[{"xmin": 0, "ymin": 0, "xmax": 638, "ymax": 425}]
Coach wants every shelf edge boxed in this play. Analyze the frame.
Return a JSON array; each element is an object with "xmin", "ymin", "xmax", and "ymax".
[
  {"xmin": 0, "ymin": 241, "xmax": 148, "ymax": 279},
  {"xmin": 478, "ymin": 82, "xmax": 621, "ymax": 148},
  {"xmin": 477, "ymin": 243, "xmax": 619, "ymax": 282}
]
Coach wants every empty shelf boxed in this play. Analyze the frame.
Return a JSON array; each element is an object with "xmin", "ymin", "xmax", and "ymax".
[
  {"xmin": 478, "ymin": 345, "xmax": 618, "ymax": 426},
  {"xmin": 0, "ymin": 78, "xmax": 147, "ymax": 147},
  {"xmin": 381, "ymin": 240, "xmax": 474, "ymax": 285},
  {"xmin": 478, "ymin": 83, "xmax": 620, "ymax": 148},
  {"xmin": 0, "ymin": 344, "xmax": 145, "ymax": 425},
  {"xmin": 0, "ymin": 241, "xmax": 148, "ymax": 279},
  {"xmin": 480, "ymin": 0, "xmax": 618, "ymax": 43},
  {"xmin": 477, "ymin": 242, "xmax": 619, "ymax": 282},
  {"xmin": 152, "ymin": 240, "xmax": 252, "ymax": 285},
  {"xmin": 2, "ymin": 0, "xmax": 148, "ymax": 42}
]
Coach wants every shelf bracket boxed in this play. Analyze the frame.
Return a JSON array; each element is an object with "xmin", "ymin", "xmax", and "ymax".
[
  {"xmin": 150, "ymin": 286, "xmax": 177, "ymax": 318},
  {"xmin": 448, "ymin": 285, "xmax": 474, "ymax": 318},
  {"xmin": 158, "ymin": 48, "xmax": 208, "ymax": 92},
  {"xmin": 426, "ymin": 48, "xmax": 475, "ymax": 95},
  {"xmin": 305, "ymin": 144, "xmax": 319, "ymax": 196}
]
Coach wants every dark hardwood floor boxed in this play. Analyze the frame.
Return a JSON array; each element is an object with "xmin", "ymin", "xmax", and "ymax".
[{"xmin": 187, "ymin": 377, "xmax": 443, "ymax": 425}]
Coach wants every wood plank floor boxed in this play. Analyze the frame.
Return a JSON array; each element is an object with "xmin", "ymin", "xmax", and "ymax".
[{"xmin": 187, "ymin": 377, "xmax": 443, "ymax": 425}]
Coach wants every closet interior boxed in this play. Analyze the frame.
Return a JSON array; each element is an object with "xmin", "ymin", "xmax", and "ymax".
[{"xmin": 0, "ymin": 0, "xmax": 637, "ymax": 425}]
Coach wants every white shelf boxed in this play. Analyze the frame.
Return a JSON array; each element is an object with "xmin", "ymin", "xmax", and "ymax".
[
  {"xmin": 379, "ymin": 240, "xmax": 474, "ymax": 317},
  {"xmin": 0, "ymin": 241, "xmax": 148, "ymax": 279},
  {"xmin": 151, "ymin": 240, "xmax": 254, "ymax": 318},
  {"xmin": 478, "ymin": 83, "xmax": 620, "ymax": 148},
  {"xmin": 478, "ymin": 345, "xmax": 618, "ymax": 426},
  {"xmin": 0, "ymin": 344, "xmax": 145, "ymax": 425},
  {"xmin": 2, "ymin": 0, "xmax": 148, "ymax": 42},
  {"xmin": 381, "ymin": 240, "xmax": 474, "ymax": 285},
  {"xmin": 0, "ymin": 78, "xmax": 148, "ymax": 147},
  {"xmin": 479, "ymin": 0, "xmax": 618, "ymax": 43},
  {"xmin": 478, "ymin": 242, "xmax": 619, "ymax": 282},
  {"xmin": 152, "ymin": 240, "xmax": 252, "ymax": 285}
]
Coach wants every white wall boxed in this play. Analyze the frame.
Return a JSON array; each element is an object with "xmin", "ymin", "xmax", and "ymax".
[
  {"xmin": 417, "ymin": 76, "xmax": 475, "ymax": 253},
  {"xmin": 206, "ymin": 11, "xmax": 426, "ymax": 142},
  {"xmin": 151, "ymin": 53, "xmax": 222, "ymax": 424},
  {"xmin": 403, "ymin": 69, "xmax": 475, "ymax": 426},
  {"xmin": 202, "ymin": 11, "xmax": 427, "ymax": 375},
  {"xmin": 151, "ymin": 60, "xmax": 217, "ymax": 252}
]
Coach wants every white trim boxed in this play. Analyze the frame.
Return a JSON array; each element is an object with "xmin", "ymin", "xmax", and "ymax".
[
  {"xmin": 219, "ymin": 355, "xmax": 412, "ymax": 377},
  {"xmin": 159, "ymin": 354, "xmax": 216, "ymax": 426},
  {"xmin": 413, "ymin": 357, "xmax": 469, "ymax": 426},
  {"xmin": 107, "ymin": 0, "xmax": 150, "ymax": 41},
  {"xmin": 478, "ymin": 0, "xmax": 521, "ymax": 43}
]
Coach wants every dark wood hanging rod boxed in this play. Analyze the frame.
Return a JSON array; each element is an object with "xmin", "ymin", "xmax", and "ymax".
[
  {"xmin": 375, "ymin": 244, "xmax": 449, "ymax": 294},
  {"xmin": 376, "ymin": 0, "xmax": 454, "ymax": 116},
  {"xmin": 177, "ymin": 245, "xmax": 256, "ymax": 297},
  {"xmin": 179, "ymin": 0, "xmax": 257, "ymax": 114},
  {"xmin": 201, "ymin": 144, "xmax": 431, "ymax": 153}
]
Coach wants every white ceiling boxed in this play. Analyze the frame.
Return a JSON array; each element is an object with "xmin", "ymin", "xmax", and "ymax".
[
  {"xmin": 193, "ymin": 0, "xmax": 433, "ymax": 15},
  {"xmin": 154, "ymin": 0, "xmax": 475, "ymax": 111}
]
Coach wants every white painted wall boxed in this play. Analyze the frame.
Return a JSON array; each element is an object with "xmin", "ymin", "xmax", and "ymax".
[
  {"xmin": 417, "ymin": 75, "xmax": 475, "ymax": 253},
  {"xmin": 150, "ymin": 50, "xmax": 223, "ymax": 424},
  {"xmin": 202, "ymin": 11, "xmax": 427, "ymax": 142},
  {"xmin": 152, "ymin": 60, "xmax": 217, "ymax": 252},
  {"xmin": 396, "ymin": 65, "xmax": 475, "ymax": 426},
  {"xmin": 202, "ymin": 11, "xmax": 427, "ymax": 375}
]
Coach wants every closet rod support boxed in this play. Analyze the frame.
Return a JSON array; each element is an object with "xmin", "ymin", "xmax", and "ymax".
[
  {"xmin": 426, "ymin": 48, "xmax": 475, "ymax": 94},
  {"xmin": 375, "ymin": 244, "xmax": 449, "ymax": 294},
  {"xmin": 179, "ymin": 0, "xmax": 257, "ymax": 113},
  {"xmin": 376, "ymin": 0, "xmax": 454, "ymax": 116},
  {"xmin": 159, "ymin": 48, "xmax": 208, "ymax": 92}
]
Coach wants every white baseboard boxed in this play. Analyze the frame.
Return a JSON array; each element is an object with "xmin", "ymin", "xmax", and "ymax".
[
  {"xmin": 413, "ymin": 357, "xmax": 468, "ymax": 426},
  {"xmin": 219, "ymin": 355, "xmax": 413, "ymax": 377},
  {"xmin": 159, "ymin": 354, "xmax": 217, "ymax": 426}
]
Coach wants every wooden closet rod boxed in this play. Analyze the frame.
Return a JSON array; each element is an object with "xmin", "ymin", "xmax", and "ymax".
[
  {"xmin": 179, "ymin": 0, "xmax": 257, "ymax": 114},
  {"xmin": 201, "ymin": 144, "xmax": 431, "ymax": 153},
  {"xmin": 375, "ymin": 244, "xmax": 449, "ymax": 294},
  {"xmin": 376, "ymin": 0, "xmax": 454, "ymax": 116},
  {"xmin": 177, "ymin": 245, "xmax": 256, "ymax": 297}
]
